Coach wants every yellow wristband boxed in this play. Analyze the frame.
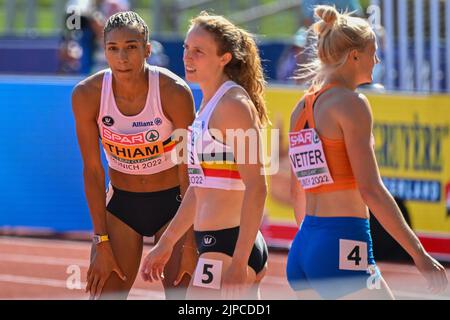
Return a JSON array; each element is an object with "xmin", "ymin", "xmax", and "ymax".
[{"xmin": 93, "ymin": 234, "xmax": 109, "ymax": 244}]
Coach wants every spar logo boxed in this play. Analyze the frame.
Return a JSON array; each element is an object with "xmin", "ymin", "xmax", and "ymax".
[
  {"xmin": 102, "ymin": 128, "xmax": 145, "ymax": 145},
  {"xmin": 289, "ymin": 129, "xmax": 319, "ymax": 148}
]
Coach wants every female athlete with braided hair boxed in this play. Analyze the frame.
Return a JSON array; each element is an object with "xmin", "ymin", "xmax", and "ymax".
[{"xmin": 72, "ymin": 11, "xmax": 197, "ymax": 300}]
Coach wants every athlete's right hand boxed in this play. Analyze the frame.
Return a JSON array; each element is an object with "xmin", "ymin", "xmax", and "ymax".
[
  {"xmin": 140, "ymin": 241, "xmax": 173, "ymax": 283},
  {"xmin": 413, "ymin": 251, "xmax": 448, "ymax": 294},
  {"xmin": 86, "ymin": 243, "xmax": 127, "ymax": 299}
]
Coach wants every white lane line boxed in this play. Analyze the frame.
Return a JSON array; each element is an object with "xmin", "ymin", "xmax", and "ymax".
[
  {"xmin": 2, "ymin": 252, "xmax": 441, "ymax": 290},
  {"xmin": 0, "ymin": 253, "xmax": 288, "ymax": 287},
  {"xmin": 392, "ymin": 290, "xmax": 450, "ymax": 300},
  {"xmin": 0, "ymin": 253, "xmax": 89, "ymax": 267},
  {"xmin": 0, "ymin": 237, "xmax": 90, "ymax": 251},
  {"xmin": 1, "ymin": 274, "xmax": 445, "ymax": 300},
  {"xmin": 0, "ymin": 274, "xmax": 70, "ymax": 288},
  {"xmin": 261, "ymin": 276, "xmax": 449, "ymax": 300},
  {"xmin": 0, "ymin": 274, "xmax": 164, "ymax": 299},
  {"xmin": 261, "ymin": 276, "xmax": 289, "ymax": 286}
]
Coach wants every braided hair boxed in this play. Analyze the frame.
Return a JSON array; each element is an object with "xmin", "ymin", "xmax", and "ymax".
[{"xmin": 104, "ymin": 11, "xmax": 149, "ymax": 44}]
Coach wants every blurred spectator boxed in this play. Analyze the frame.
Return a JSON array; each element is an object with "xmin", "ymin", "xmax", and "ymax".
[
  {"xmin": 276, "ymin": 27, "xmax": 310, "ymax": 85},
  {"xmin": 89, "ymin": 1, "xmax": 169, "ymax": 71},
  {"xmin": 59, "ymin": 0, "xmax": 97, "ymax": 74},
  {"xmin": 300, "ymin": 0, "xmax": 363, "ymax": 27},
  {"xmin": 59, "ymin": 0, "xmax": 131, "ymax": 74},
  {"xmin": 91, "ymin": 0, "xmax": 131, "ymax": 72},
  {"xmin": 147, "ymin": 40, "xmax": 170, "ymax": 68}
]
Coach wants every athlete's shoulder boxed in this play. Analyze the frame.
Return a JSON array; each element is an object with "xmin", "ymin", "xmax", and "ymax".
[
  {"xmin": 215, "ymin": 86, "xmax": 257, "ymax": 128},
  {"xmin": 331, "ymin": 88, "xmax": 373, "ymax": 124},
  {"xmin": 325, "ymin": 86, "xmax": 367, "ymax": 106},
  {"xmin": 156, "ymin": 66, "xmax": 191, "ymax": 94},
  {"xmin": 72, "ymin": 69, "xmax": 108, "ymax": 116},
  {"xmin": 72, "ymin": 69, "xmax": 108, "ymax": 99},
  {"xmin": 222, "ymin": 86, "xmax": 254, "ymax": 113},
  {"xmin": 290, "ymin": 97, "xmax": 306, "ymax": 131}
]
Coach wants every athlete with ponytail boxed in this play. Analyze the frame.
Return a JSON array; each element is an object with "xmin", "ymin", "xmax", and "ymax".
[
  {"xmin": 140, "ymin": 12, "xmax": 269, "ymax": 300},
  {"xmin": 286, "ymin": 5, "xmax": 447, "ymax": 299}
]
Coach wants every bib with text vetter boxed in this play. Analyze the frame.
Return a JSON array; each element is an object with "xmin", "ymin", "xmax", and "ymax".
[{"xmin": 288, "ymin": 128, "xmax": 334, "ymax": 189}]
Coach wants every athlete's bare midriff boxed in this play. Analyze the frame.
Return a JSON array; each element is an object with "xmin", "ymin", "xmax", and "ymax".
[
  {"xmin": 193, "ymin": 187, "xmax": 244, "ymax": 231},
  {"xmin": 306, "ymin": 189, "xmax": 369, "ymax": 219},
  {"xmin": 109, "ymin": 165, "xmax": 180, "ymax": 192}
]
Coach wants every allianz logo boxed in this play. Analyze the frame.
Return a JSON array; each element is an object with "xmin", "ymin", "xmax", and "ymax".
[
  {"xmin": 132, "ymin": 117, "xmax": 162, "ymax": 127},
  {"xmin": 132, "ymin": 121, "xmax": 153, "ymax": 127},
  {"xmin": 203, "ymin": 235, "xmax": 216, "ymax": 246}
]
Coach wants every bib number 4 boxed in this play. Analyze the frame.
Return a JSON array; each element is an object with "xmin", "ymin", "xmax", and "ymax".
[{"xmin": 339, "ymin": 239, "xmax": 368, "ymax": 271}]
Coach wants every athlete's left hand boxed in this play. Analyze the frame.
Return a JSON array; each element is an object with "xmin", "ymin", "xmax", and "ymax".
[
  {"xmin": 413, "ymin": 251, "xmax": 448, "ymax": 294},
  {"xmin": 221, "ymin": 261, "xmax": 249, "ymax": 300},
  {"xmin": 140, "ymin": 241, "xmax": 173, "ymax": 283}
]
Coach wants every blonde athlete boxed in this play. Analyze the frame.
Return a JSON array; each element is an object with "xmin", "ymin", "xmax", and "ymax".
[
  {"xmin": 72, "ymin": 11, "xmax": 197, "ymax": 300},
  {"xmin": 140, "ymin": 12, "xmax": 269, "ymax": 300},
  {"xmin": 286, "ymin": 5, "xmax": 448, "ymax": 300}
]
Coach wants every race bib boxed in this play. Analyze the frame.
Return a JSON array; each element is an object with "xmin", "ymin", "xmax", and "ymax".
[
  {"xmin": 193, "ymin": 258, "xmax": 223, "ymax": 289},
  {"xmin": 339, "ymin": 239, "xmax": 368, "ymax": 271},
  {"xmin": 187, "ymin": 122, "xmax": 205, "ymax": 186},
  {"xmin": 288, "ymin": 128, "xmax": 334, "ymax": 189},
  {"xmin": 101, "ymin": 127, "xmax": 166, "ymax": 172}
]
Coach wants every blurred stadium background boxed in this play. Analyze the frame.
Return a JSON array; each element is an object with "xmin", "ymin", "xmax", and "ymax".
[{"xmin": 0, "ymin": 0, "xmax": 449, "ymax": 299}]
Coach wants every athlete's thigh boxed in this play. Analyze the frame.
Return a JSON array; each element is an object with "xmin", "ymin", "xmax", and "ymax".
[
  {"xmin": 295, "ymin": 289, "xmax": 323, "ymax": 300},
  {"xmin": 96, "ymin": 211, "xmax": 143, "ymax": 297},
  {"xmin": 154, "ymin": 221, "xmax": 187, "ymax": 282},
  {"xmin": 339, "ymin": 276, "xmax": 394, "ymax": 300}
]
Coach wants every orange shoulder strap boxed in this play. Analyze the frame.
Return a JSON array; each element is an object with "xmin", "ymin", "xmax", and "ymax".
[{"xmin": 292, "ymin": 84, "xmax": 336, "ymax": 132}]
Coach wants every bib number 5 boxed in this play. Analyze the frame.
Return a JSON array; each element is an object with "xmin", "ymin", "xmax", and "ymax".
[
  {"xmin": 193, "ymin": 258, "xmax": 223, "ymax": 289},
  {"xmin": 339, "ymin": 239, "xmax": 368, "ymax": 271}
]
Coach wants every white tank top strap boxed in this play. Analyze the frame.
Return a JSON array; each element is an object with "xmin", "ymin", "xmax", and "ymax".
[
  {"xmin": 199, "ymin": 80, "xmax": 243, "ymax": 125},
  {"xmin": 147, "ymin": 66, "xmax": 170, "ymax": 124},
  {"xmin": 98, "ymin": 69, "xmax": 112, "ymax": 120}
]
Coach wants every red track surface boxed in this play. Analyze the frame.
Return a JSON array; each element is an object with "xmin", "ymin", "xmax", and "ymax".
[{"xmin": 0, "ymin": 236, "xmax": 448, "ymax": 300}]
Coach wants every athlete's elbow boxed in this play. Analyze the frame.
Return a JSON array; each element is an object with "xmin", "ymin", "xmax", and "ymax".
[
  {"xmin": 256, "ymin": 183, "xmax": 268, "ymax": 203},
  {"xmin": 83, "ymin": 165, "xmax": 104, "ymax": 183},
  {"xmin": 358, "ymin": 181, "xmax": 385, "ymax": 204},
  {"xmin": 246, "ymin": 180, "xmax": 267, "ymax": 200}
]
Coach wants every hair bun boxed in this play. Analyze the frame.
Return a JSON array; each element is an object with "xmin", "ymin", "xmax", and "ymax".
[
  {"xmin": 314, "ymin": 5, "xmax": 338, "ymax": 25},
  {"xmin": 313, "ymin": 5, "xmax": 339, "ymax": 36}
]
